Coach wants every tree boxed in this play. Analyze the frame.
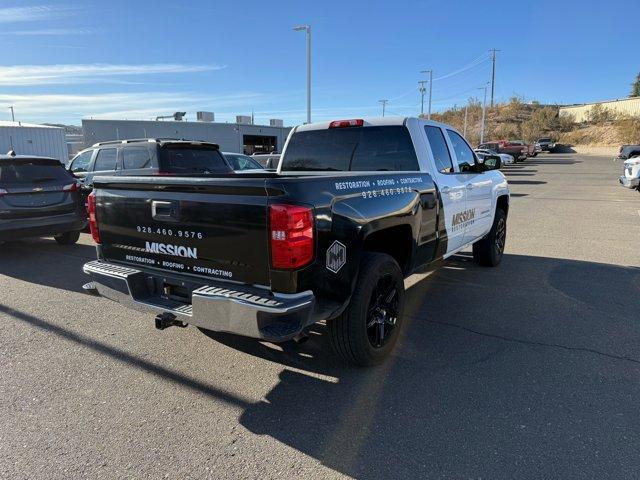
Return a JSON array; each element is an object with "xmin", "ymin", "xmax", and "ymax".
[{"xmin": 631, "ymin": 72, "xmax": 640, "ymax": 97}]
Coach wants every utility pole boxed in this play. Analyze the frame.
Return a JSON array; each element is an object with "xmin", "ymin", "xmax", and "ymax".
[
  {"xmin": 418, "ymin": 81, "xmax": 427, "ymax": 116},
  {"xmin": 421, "ymin": 70, "xmax": 433, "ymax": 119},
  {"xmin": 8, "ymin": 106, "xmax": 15, "ymax": 122},
  {"xmin": 478, "ymin": 84, "xmax": 489, "ymax": 143},
  {"xmin": 293, "ymin": 25, "xmax": 312, "ymax": 124},
  {"xmin": 489, "ymin": 48, "xmax": 500, "ymax": 108},
  {"xmin": 379, "ymin": 99, "xmax": 388, "ymax": 117},
  {"xmin": 463, "ymin": 105, "xmax": 468, "ymax": 137}
]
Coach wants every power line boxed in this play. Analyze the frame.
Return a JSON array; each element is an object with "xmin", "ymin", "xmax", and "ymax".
[{"xmin": 432, "ymin": 53, "xmax": 490, "ymax": 82}]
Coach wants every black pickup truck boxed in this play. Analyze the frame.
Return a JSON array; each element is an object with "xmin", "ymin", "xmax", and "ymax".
[{"xmin": 83, "ymin": 117, "xmax": 510, "ymax": 366}]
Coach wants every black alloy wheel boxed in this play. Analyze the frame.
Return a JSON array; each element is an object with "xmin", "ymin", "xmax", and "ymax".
[{"xmin": 366, "ymin": 274, "xmax": 399, "ymax": 348}]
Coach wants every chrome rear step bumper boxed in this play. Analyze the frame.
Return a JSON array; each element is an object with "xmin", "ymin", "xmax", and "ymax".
[{"xmin": 83, "ymin": 260, "xmax": 315, "ymax": 342}]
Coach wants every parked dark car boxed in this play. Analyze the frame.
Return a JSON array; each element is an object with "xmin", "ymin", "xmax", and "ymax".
[
  {"xmin": 68, "ymin": 139, "xmax": 235, "ymax": 205},
  {"xmin": 0, "ymin": 153, "xmax": 86, "ymax": 244},
  {"xmin": 616, "ymin": 144, "xmax": 640, "ymax": 160}
]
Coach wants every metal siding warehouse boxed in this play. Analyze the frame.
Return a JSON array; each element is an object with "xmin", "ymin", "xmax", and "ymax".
[
  {"xmin": 81, "ymin": 119, "xmax": 293, "ymax": 154},
  {"xmin": 559, "ymin": 97, "xmax": 640, "ymax": 122},
  {"xmin": 0, "ymin": 121, "xmax": 67, "ymax": 162}
]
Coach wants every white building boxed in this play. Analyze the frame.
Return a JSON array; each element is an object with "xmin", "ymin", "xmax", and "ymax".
[
  {"xmin": 559, "ymin": 97, "xmax": 640, "ymax": 122},
  {"xmin": 0, "ymin": 121, "xmax": 67, "ymax": 162},
  {"xmin": 82, "ymin": 119, "xmax": 292, "ymax": 155}
]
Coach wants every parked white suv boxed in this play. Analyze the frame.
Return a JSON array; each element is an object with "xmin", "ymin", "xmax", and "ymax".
[{"xmin": 619, "ymin": 156, "xmax": 640, "ymax": 190}]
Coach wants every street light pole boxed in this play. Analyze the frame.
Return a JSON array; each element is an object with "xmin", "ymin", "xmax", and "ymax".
[
  {"xmin": 293, "ymin": 25, "xmax": 312, "ymax": 124},
  {"xmin": 9, "ymin": 106, "xmax": 15, "ymax": 122},
  {"xmin": 418, "ymin": 81, "xmax": 427, "ymax": 116},
  {"xmin": 420, "ymin": 70, "xmax": 433, "ymax": 119}
]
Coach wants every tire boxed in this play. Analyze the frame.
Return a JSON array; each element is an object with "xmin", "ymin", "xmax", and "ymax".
[
  {"xmin": 532, "ymin": 152, "xmax": 538, "ymax": 157},
  {"xmin": 327, "ymin": 252, "xmax": 405, "ymax": 367},
  {"xmin": 54, "ymin": 230, "xmax": 80, "ymax": 245},
  {"xmin": 472, "ymin": 208, "xmax": 507, "ymax": 267}
]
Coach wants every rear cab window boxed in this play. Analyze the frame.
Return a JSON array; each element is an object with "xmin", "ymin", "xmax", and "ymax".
[
  {"xmin": 159, "ymin": 144, "xmax": 231, "ymax": 175},
  {"xmin": 0, "ymin": 159, "xmax": 71, "ymax": 185},
  {"xmin": 281, "ymin": 125, "xmax": 419, "ymax": 172},
  {"xmin": 424, "ymin": 126, "xmax": 454, "ymax": 173}
]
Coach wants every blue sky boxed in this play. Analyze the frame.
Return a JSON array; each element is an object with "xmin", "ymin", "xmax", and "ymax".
[{"xmin": 0, "ymin": 0, "xmax": 638, "ymax": 125}]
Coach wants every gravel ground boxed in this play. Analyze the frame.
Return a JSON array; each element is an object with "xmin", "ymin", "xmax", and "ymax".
[{"xmin": 1, "ymin": 153, "xmax": 639, "ymax": 479}]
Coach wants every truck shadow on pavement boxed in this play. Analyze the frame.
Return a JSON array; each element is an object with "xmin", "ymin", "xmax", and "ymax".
[
  {"xmin": 211, "ymin": 253, "xmax": 640, "ymax": 478},
  {"xmin": 2, "ymin": 250, "xmax": 640, "ymax": 478}
]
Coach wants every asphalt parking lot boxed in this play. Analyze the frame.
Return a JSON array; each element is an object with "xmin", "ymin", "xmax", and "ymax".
[{"xmin": 1, "ymin": 153, "xmax": 639, "ymax": 479}]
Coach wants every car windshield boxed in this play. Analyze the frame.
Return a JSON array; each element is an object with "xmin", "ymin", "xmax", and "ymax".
[
  {"xmin": 224, "ymin": 153, "xmax": 263, "ymax": 170},
  {"xmin": 159, "ymin": 145, "xmax": 231, "ymax": 175},
  {"xmin": 0, "ymin": 160, "xmax": 70, "ymax": 185}
]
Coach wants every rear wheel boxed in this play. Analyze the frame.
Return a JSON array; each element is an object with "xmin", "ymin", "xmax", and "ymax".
[
  {"xmin": 327, "ymin": 252, "xmax": 405, "ymax": 367},
  {"xmin": 472, "ymin": 208, "xmax": 506, "ymax": 267},
  {"xmin": 54, "ymin": 230, "xmax": 80, "ymax": 245}
]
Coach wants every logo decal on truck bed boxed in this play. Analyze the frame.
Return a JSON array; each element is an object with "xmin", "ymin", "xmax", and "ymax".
[
  {"xmin": 326, "ymin": 241, "xmax": 346, "ymax": 273},
  {"xmin": 145, "ymin": 242, "xmax": 197, "ymax": 259}
]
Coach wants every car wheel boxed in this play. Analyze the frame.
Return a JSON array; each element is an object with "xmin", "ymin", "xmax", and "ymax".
[
  {"xmin": 327, "ymin": 252, "xmax": 405, "ymax": 367},
  {"xmin": 472, "ymin": 208, "xmax": 507, "ymax": 267},
  {"xmin": 54, "ymin": 230, "xmax": 81, "ymax": 245}
]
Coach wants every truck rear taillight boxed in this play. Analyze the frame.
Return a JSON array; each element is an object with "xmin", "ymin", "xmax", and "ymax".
[
  {"xmin": 269, "ymin": 204, "xmax": 314, "ymax": 269},
  {"xmin": 329, "ymin": 119, "xmax": 364, "ymax": 128},
  {"xmin": 87, "ymin": 191, "xmax": 101, "ymax": 244},
  {"xmin": 62, "ymin": 182, "xmax": 80, "ymax": 192}
]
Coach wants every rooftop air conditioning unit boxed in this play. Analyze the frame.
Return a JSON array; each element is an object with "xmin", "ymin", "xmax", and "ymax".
[
  {"xmin": 269, "ymin": 119, "xmax": 284, "ymax": 127},
  {"xmin": 197, "ymin": 111, "xmax": 214, "ymax": 122},
  {"xmin": 236, "ymin": 115, "xmax": 252, "ymax": 125}
]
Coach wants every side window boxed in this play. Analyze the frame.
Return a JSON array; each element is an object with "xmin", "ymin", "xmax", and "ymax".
[
  {"xmin": 70, "ymin": 150, "xmax": 93, "ymax": 173},
  {"xmin": 446, "ymin": 130, "xmax": 476, "ymax": 172},
  {"xmin": 424, "ymin": 126, "xmax": 454, "ymax": 173},
  {"xmin": 123, "ymin": 147, "xmax": 152, "ymax": 170},
  {"xmin": 93, "ymin": 148, "xmax": 118, "ymax": 172}
]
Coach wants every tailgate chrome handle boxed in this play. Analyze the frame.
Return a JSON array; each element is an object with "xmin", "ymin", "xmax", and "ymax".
[{"xmin": 151, "ymin": 200, "xmax": 176, "ymax": 220}]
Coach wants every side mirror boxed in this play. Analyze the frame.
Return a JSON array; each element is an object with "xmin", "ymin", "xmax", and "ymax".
[{"xmin": 483, "ymin": 155, "xmax": 502, "ymax": 171}]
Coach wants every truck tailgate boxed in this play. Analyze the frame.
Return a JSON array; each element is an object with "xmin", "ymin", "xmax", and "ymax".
[{"xmin": 94, "ymin": 177, "xmax": 271, "ymax": 286}]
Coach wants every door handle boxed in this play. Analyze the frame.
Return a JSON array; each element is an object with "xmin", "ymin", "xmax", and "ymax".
[{"xmin": 441, "ymin": 186, "xmax": 451, "ymax": 194}]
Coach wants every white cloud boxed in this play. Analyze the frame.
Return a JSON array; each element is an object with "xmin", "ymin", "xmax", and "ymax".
[
  {"xmin": 0, "ymin": 63, "xmax": 226, "ymax": 86},
  {"xmin": 0, "ymin": 92, "xmax": 267, "ymax": 124},
  {"xmin": 0, "ymin": 5, "xmax": 76, "ymax": 24},
  {"xmin": 0, "ymin": 28, "xmax": 94, "ymax": 36}
]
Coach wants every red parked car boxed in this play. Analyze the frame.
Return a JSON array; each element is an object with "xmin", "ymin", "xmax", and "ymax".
[
  {"xmin": 477, "ymin": 140, "xmax": 528, "ymax": 162},
  {"xmin": 510, "ymin": 140, "xmax": 537, "ymax": 158}
]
